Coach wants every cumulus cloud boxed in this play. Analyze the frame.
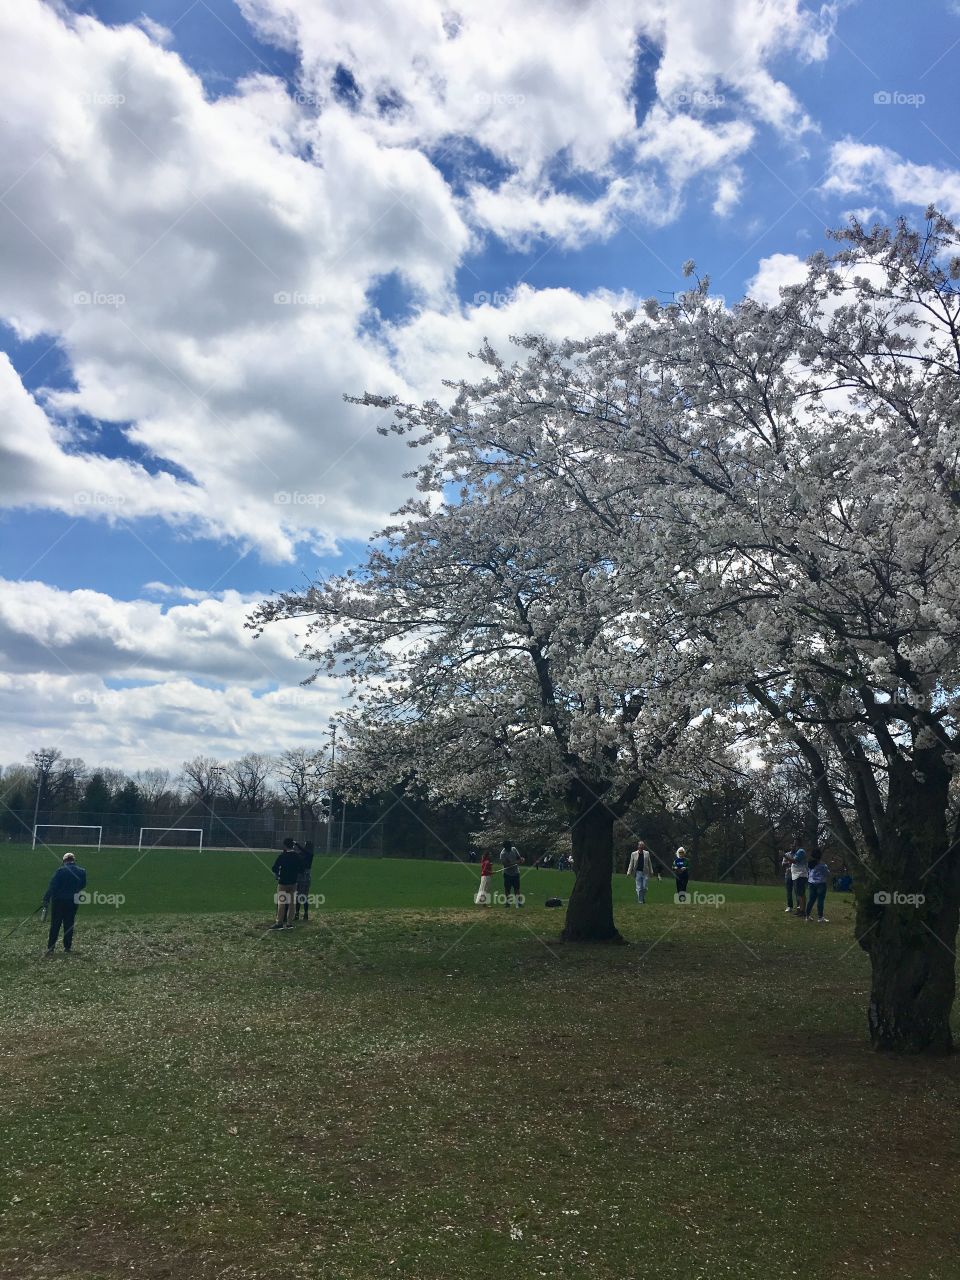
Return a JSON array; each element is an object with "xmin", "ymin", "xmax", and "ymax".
[
  {"xmin": 0, "ymin": 578, "xmax": 308, "ymax": 685},
  {"xmin": 243, "ymin": 0, "xmax": 833, "ymax": 246},
  {"xmin": 0, "ymin": 0, "xmax": 843, "ymax": 768},
  {"xmin": 0, "ymin": 0, "xmax": 837, "ymax": 564},
  {"xmin": 0, "ymin": 671, "xmax": 338, "ymax": 772},
  {"xmin": 0, "ymin": 579, "xmax": 339, "ymax": 770},
  {"xmin": 824, "ymin": 142, "xmax": 960, "ymax": 219},
  {"xmin": 746, "ymin": 252, "xmax": 809, "ymax": 306}
]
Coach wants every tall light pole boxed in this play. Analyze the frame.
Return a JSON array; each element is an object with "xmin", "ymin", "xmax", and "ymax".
[
  {"xmin": 31, "ymin": 750, "xmax": 55, "ymax": 846},
  {"xmin": 325, "ymin": 724, "xmax": 337, "ymax": 855},
  {"xmin": 208, "ymin": 764, "xmax": 223, "ymax": 848}
]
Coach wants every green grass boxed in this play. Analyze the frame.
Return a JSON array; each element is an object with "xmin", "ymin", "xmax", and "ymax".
[
  {"xmin": 1, "ymin": 849, "xmax": 957, "ymax": 1279},
  {"xmin": 0, "ymin": 842, "xmax": 780, "ymax": 918}
]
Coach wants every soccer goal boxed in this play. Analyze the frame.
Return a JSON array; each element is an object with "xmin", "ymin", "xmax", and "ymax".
[
  {"xmin": 138, "ymin": 827, "xmax": 204, "ymax": 851},
  {"xmin": 32, "ymin": 824, "xmax": 102, "ymax": 851}
]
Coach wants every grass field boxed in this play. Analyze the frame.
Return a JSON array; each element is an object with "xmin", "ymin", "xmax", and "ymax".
[
  {"xmin": 0, "ymin": 842, "xmax": 778, "ymax": 919},
  {"xmin": 1, "ymin": 846, "xmax": 957, "ymax": 1279}
]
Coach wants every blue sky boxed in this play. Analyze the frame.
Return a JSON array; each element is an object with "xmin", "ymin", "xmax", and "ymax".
[{"xmin": 1, "ymin": 0, "xmax": 958, "ymax": 769}]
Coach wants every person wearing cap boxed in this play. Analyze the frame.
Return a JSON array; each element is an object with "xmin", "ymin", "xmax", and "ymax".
[{"xmin": 42, "ymin": 852, "xmax": 87, "ymax": 955}]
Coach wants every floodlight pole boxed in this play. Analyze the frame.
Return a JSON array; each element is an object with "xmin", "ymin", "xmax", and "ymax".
[
  {"xmin": 326, "ymin": 724, "xmax": 337, "ymax": 855},
  {"xmin": 208, "ymin": 765, "xmax": 223, "ymax": 848},
  {"xmin": 31, "ymin": 750, "xmax": 55, "ymax": 847}
]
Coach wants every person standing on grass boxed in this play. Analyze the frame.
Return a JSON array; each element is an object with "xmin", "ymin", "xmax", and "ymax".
[
  {"xmin": 789, "ymin": 845, "xmax": 808, "ymax": 916},
  {"xmin": 475, "ymin": 852, "xmax": 493, "ymax": 905},
  {"xmin": 782, "ymin": 847, "xmax": 798, "ymax": 913},
  {"xmin": 626, "ymin": 840, "xmax": 655, "ymax": 904},
  {"xmin": 805, "ymin": 852, "xmax": 830, "ymax": 924},
  {"xmin": 271, "ymin": 838, "xmax": 302, "ymax": 930},
  {"xmin": 499, "ymin": 840, "xmax": 524, "ymax": 907},
  {"xmin": 673, "ymin": 847, "xmax": 690, "ymax": 902},
  {"xmin": 42, "ymin": 851, "xmax": 87, "ymax": 955},
  {"xmin": 294, "ymin": 840, "xmax": 315, "ymax": 922}
]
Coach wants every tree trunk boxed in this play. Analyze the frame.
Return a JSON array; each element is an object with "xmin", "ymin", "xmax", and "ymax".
[
  {"xmin": 561, "ymin": 784, "xmax": 621, "ymax": 943},
  {"xmin": 857, "ymin": 758, "xmax": 959, "ymax": 1054}
]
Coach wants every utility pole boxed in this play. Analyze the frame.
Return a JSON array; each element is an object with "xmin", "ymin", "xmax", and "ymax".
[
  {"xmin": 325, "ymin": 724, "xmax": 337, "ymax": 855},
  {"xmin": 208, "ymin": 764, "xmax": 223, "ymax": 848},
  {"xmin": 31, "ymin": 750, "xmax": 55, "ymax": 846}
]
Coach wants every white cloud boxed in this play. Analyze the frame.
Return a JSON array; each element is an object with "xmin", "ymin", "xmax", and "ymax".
[
  {"xmin": 713, "ymin": 170, "xmax": 743, "ymax": 218},
  {"xmin": 0, "ymin": 578, "xmax": 309, "ymax": 685},
  {"xmin": 0, "ymin": 0, "xmax": 845, "ymax": 769},
  {"xmin": 387, "ymin": 284, "xmax": 638, "ymax": 400},
  {"xmin": 746, "ymin": 252, "xmax": 808, "ymax": 306},
  {"xmin": 824, "ymin": 141, "xmax": 960, "ymax": 219},
  {"xmin": 0, "ymin": 0, "xmax": 838, "ymax": 564},
  {"xmin": 0, "ymin": 671, "xmax": 337, "ymax": 772},
  {"xmin": 0, "ymin": 578, "xmax": 339, "ymax": 770},
  {"xmin": 242, "ymin": 0, "xmax": 833, "ymax": 245}
]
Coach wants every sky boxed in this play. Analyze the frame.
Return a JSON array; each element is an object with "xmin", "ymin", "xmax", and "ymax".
[{"xmin": 1, "ymin": 0, "xmax": 958, "ymax": 773}]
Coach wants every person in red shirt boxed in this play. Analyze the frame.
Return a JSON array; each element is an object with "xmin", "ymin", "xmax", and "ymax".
[{"xmin": 475, "ymin": 853, "xmax": 493, "ymax": 905}]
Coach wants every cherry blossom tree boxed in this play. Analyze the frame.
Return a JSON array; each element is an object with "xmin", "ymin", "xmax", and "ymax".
[
  {"xmin": 367, "ymin": 209, "xmax": 960, "ymax": 1051},
  {"xmin": 252, "ymin": 480, "xmax": 730, "ymax": 942}
]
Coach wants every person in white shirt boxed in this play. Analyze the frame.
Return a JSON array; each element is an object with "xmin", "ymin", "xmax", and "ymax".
[
  {"xmin": 789, "ymin": 845, "xmax": 809, "ymax": 916},
  {"xmin": 626, "ymin": 841, "xmax": 655, "ymax": 904}
]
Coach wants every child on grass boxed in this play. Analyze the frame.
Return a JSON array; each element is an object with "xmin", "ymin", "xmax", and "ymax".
[{"xmin": 475, "ymin": 852, "xmax": 493, "ymax": 905}]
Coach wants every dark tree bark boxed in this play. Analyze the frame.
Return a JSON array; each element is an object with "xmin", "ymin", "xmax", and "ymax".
[
  {"xmin": 561, "ymin": 782, "xmax": 622, "ymax": 943},
  {"xmin": 857, "ymin": 754, "xmax": 960, "ymax": 1054}
]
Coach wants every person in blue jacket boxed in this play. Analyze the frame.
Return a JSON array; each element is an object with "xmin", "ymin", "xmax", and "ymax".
[
  {"xmin": 673, "ymin": 847, "xmax": 691, "ymax": 902},
  {"xmin": 43, "ymin": 851, "xmax": 87, "ymax": 955}
]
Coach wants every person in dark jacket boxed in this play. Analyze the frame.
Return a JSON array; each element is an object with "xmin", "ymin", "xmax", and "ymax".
[
  {"xmin": 294, "ymin": 840, "xmax": 315, "ymax": 921},
  {"xmin": 43, "ymin": 852, "xmax": 87, "ymax": 955},
  {"xmin": 271, "ymin": 838, "xmax": 303, "ymax": 929}
]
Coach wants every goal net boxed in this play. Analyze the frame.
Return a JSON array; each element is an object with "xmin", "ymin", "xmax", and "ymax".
[
  {"xmin": 138, "ymin": 827, "xmax": 204, "ymax": 851},
  {"xmin": 32, "ymin": 824, "xmax": 102, "ymax": 850}
]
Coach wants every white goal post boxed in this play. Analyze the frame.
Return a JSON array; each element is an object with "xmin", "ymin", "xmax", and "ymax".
[
  {"xmin": 32, "ymin": 824, "xmax": 102, "ymax": 850},
  {"xmin": 138, "ymin": 827, "xmax": 204, "ymax": 851}
]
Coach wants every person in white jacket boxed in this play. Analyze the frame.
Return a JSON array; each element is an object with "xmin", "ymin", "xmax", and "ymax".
[{"xmin": 626, "ymin": 841, "xmax": 656, "ymax": 904}]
